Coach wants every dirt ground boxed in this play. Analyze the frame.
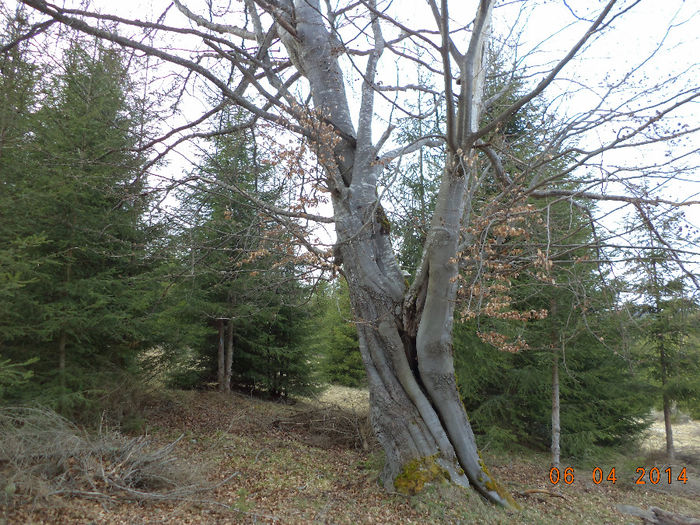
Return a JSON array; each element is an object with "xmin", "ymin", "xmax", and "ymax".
[{"xmin": 1, "ymin": 388, "xmax": 698, "ymax": 524}]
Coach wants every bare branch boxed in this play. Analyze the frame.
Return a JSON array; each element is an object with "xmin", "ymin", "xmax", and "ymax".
[
  {"xmin": 196, "ymin": 175, "xmax": 334, "ymax": 224},
  {"xmin": 0, "ymin": 18, "xmax": 54, "ymax": 53},
  {"xmin": 459, "ymin": 0, "xmax": 494, "ymax": 141},
  {"xmin": 19, "ymin": 0, "xmax": 310, "ymax": 137},
  {"xmin": 356, "ymin": 0, "xmax": 385, "ymax": 158},
  {"xmin": 634, "ymin": 203, "xmax": 700, "ymax": 291},
  {"xmin": 379, "ymin": 136, "xmax": 443, "ymax": 163},
  {"xmin": 529, "ymin": 189, "xmax": 700, "ymax": 209},
  {"xmin": 172, "ymin": 0, "xmax": 256, "ymax": 40},
  {"xmin": 471, "ymin": 0, "xmax": 621, "ymax": 143}
]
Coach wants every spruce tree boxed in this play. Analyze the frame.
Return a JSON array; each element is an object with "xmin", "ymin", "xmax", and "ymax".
[
  {"xmin": 0, "ymin": 38, "xmax": 159, "ymax": 412},
  {"xmin": 625, "ymin": 208, "xmax": 700, "ymax": 458},
  {"xmin": 0, "ymin": 7, "xmax": 44, "ymax": 346},
  {"xmin": 162, "ymin": 110, "xmax": 316, "ymax": 397},
  {"xmin": 309, "ymin": 280, "xmax": 364, "ymax": 387}
]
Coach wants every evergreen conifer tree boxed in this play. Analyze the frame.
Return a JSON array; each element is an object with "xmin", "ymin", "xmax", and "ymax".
[
  {"xmin": 309, "ymin": 280, "xmax": 364, "ymax": 387},
  {"xmin": 625, "ymin": 208, "xmax": 700, "ymax": 458},
  {"xmin": 0, "ymin": 7, "xmax": 44, "ymax": 346},
  {"xmin": 0, "ymin": 37, "xmax": 159, "ymax": 413},
  {"xmin": 162, "ymin": 110, "xmax": 316, "ymax": 397}
]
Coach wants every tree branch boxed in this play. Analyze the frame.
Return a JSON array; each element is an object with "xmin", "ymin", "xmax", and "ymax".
[
  {"xmin": 172, "ymin": 0, "xmax": 256, "ymax": 40},
  {"xmin": 470, "ymin": 0, "xmax": 620, "ymax": 143}
]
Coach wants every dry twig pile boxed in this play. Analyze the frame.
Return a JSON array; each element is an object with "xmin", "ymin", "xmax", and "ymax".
[{"xmin": 0, "ymin": 406, "xmax": 224, "ymax": 504}]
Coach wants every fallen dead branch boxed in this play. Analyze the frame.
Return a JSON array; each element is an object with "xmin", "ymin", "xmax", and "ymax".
[
  {"xmin": 517, "ymin": 488, "xmax": 567, "ymax": 500},
  {"xmin": 617, "ymin": 504, "xmax": 700, "ymax": 525},
  {"xmin": 272, "ymin": 403, "xmax": 376, "ymax": 450},
  {"xmin": 0, "ymin": 406, "xmax": 232, "ymax": 505}
]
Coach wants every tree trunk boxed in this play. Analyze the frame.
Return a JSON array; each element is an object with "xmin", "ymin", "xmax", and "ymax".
[
  {"xmin": 551, "ymin": 348, "xmax": 561, "ymax": 468},
  {"xmin": 224, "ymin": 318, "xmax": 233, "ymax": 393},
  {"xmin": 660, "ymin": 328, "xmax": 674, "ymax": 460},
  {"xmin": 58, "ymin": 329, "xmax": 67, "ymax": 412},
  {"xmin": 216, "ymin": 319, "xmax": 225, "ymax": 392},
  {"xmin": 662, "ymin": 393, "xmax": 675, "ymax": 460},
  {"xmin": 333, "ymin": 173, "xmax": 514, "ymax": 506},
  {"xmin": 58, "ymin": 330, "xmax": 67, "ymax": 386},
  {"xmin": 654, "ymin": 257, "xmax": 674, "ymax": 460},
  {"xmin": 551, "ymin": 299, "xmax": 561, "ymax": 468},
  {"xmin": 285, "ymin": 0, "xmax": 515, "ymax": 507}
]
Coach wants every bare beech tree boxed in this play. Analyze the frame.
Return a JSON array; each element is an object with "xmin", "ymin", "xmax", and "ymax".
[{"xmin": 17, "ymin": 0, "xmax": 699, "ymax": 507}]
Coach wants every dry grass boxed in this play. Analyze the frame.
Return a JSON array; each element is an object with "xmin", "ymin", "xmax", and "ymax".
[
  {"xmin": 316, "ymin": 385, "xmax": 370, "ymax": 411},
  {"xmin": 642, "ymin": 417, "xmax": 700, "ymax": 463},
  {"xmin": 1, "ymin": 389, "xmax": 699, "ymax": 524},
  {"xmin": 0, "ymin": 406, "xmax": 222, "ymax": 506},
  {"xmin": 274, "ymin": 386, "xmax": 374, "ymax": 450}
]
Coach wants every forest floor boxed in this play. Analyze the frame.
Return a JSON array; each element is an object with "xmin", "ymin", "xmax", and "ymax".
[{"xmin": 2, "ymin": 386, "xmax": 699, "ymax": 524}]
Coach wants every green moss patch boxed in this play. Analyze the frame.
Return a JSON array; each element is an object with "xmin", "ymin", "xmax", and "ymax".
[
  {"xmin": 394, "ymin": 455, "xmax": 451, "ymax": 496},
  {"xmin": 478, "ymin": 454, "xmax": 521, "ymax": 510}
]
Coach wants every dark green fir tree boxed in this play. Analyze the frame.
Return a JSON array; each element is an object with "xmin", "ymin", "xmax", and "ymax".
[
  {"xmin": 308, "ymin": 280, "xmax": 364, "ymax": 388},
  {"xmin": 161, "ymin": 110, "xmax": 316, "ymax": 398},
  {"xmin": 624, "ymin": 207, "xmax": 700, "ymax": 459},
  {"xmin": 0, "ymin": 38, "xmax": 160, "ymax": 414}
]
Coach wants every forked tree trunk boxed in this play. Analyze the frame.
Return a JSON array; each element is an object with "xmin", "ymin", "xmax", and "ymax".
[
  {"xmin": 284, "ymin": 0, "xmax": 514, "ymax": 507},
  {"xmin": 332, "ymin": 168, "xmax": 513, "ymax": 506}
]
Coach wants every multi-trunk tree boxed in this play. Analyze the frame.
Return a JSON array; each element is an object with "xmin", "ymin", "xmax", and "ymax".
[{"xmin": 20, "ymin": 0, "xmax": 700, "ymax": 506}]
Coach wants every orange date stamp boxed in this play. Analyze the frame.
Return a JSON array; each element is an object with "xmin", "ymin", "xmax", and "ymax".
[{"xmin": 548, "ymin": 466, "xmax": 688, "ymax": 485}]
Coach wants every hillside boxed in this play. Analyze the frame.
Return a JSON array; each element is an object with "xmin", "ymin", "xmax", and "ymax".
[{"xmin": 2, "ymin": 388, "xmax": 698, "ymax": 524}]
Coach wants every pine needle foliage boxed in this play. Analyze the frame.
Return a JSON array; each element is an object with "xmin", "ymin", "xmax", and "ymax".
[
  {"xmin": 0, "ymin": 26, "xmax": 161, "ymax": 416},
  {"xmin": 160, "ymin": 110, "xmax": 316, "ymax": 398}
]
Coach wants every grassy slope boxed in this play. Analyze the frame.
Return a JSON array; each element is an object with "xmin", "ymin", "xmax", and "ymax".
[{"xmin": 3, "ymin": 388, "xmax": 698, "ymax": 524}]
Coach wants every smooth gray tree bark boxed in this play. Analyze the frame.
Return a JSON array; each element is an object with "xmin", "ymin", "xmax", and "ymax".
[{"xmin": 280, "ymin": 0, "xmax": 516, "ymax": 505}]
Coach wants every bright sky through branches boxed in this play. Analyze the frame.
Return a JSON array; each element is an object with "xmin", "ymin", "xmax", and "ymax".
[{"xmin": 9, "ymin": 0, "xmax": 700, "ymax": 276}]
